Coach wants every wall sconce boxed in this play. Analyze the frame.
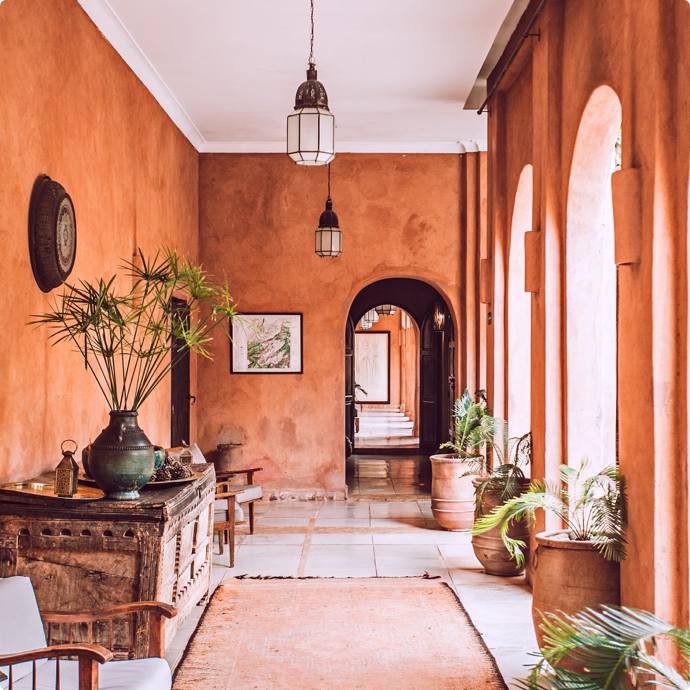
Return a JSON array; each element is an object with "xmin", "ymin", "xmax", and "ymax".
[{"xmin": 433, "ymin": 303, "xmax": 445, "ymax": 332}]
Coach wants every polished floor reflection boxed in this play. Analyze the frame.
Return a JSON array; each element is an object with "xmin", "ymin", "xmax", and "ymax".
[{"xmin": 347, "ymin": 453, "xmax": 431, "ymax": 496}]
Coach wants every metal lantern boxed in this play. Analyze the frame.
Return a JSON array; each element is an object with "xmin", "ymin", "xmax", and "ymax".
[
  {"xmin": 365, "ymin": 309, "xmax": 379, "ymax": 324},
  {"xmin": 433, "ymin": 302, "xmax": 446, "ymax": 332},
  {"xmin": 359, "ymin": 317, "xmax": 372, "ymax": 330},
  {"xmin": 54, "ymin": 439, "xmax": 79, "ymax": 497},
  {"xmin": 315, "ymin": 165, "xmax": 342, "ymax": 257},
  {"xmin": 287, "ymin": 0, "xmax": 335, "ymax": 166},
  {"xmin": 375, "ymin": 305, "xmax": 396, "ymax": 316}
]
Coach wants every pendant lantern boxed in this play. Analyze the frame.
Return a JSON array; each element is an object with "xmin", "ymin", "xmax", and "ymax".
[
  {"xmin": 359, "ymin": 317, "xmax": 372, "ymax": 330},
  {"xmin": 287, "ymin": 0, "xmax": 335, "ymax": 166},
  {"xmin": 365, "ymin": 309, "xmax": 379, "ymax": 324},
  {"xmin": 315, "ymin": 164, "xmax": 342, "ymax": 257},
  {"xmin": 375, "ymin": 305, "xmax": 396, "ymax": 316}
]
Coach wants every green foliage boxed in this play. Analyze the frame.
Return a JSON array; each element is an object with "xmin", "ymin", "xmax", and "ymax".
[
  {"xmin": 471, "ymin": 461, "xmax": 627, "ymax": 567},
  {"xmin": 474, "ymin": 432, "xmax": 532, "ymax": 518},
  {"xmin": 522, "ymin": 606, "xmax": 690, "ymax": 690},
  {"xmin": 29, "ymin": 247, "xmax": 238, "ymax": 411},
  {"xmin": 440, "ymin": 389, "xmax": 507, "ymax": 473}
]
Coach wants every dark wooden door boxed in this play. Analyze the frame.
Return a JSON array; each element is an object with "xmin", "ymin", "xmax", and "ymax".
[
  {"xmin": 420, "ymin": 310, "xmax": 441, "ymax": 452},
  {"xmin": 345, "ymin": 317, "xmax": 355, "ymax": 457},
  {"xmin": 170, "ymin": 298, "xmax": 191, "ymax": 447}
]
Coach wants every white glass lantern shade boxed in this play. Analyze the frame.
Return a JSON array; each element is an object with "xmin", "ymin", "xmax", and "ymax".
[
  {"xmin": 288, "ymin": 108, "xmax": 335, "ymax": 166},
  {"xmin": 375, "ymin": 305, "xmax": 396, "ymax": 316},
  {"xmin": 359, "ymin": 318, "xmax": 372, "ymax": 330},
  {"xmin": 315, "ymin": 198, "xmax": 341, "ymax": 257}
]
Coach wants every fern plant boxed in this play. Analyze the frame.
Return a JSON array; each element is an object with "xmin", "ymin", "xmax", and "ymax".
[
  {"xmin": 471, "ymin": 462, "xmax": 627, "ymax": 567},
  {"xmin": 522, "ymin": 605, "xmax": 690, "ymax": 690},
  {"xmin": 440, "ymin": 388, "xmax": 507, "ymax": 475}
]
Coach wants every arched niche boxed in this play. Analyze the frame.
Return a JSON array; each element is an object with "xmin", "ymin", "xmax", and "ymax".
[
  {"xmin": 566, "ymin": 85, "xmax": 622, "ymax": 471},
  {"xmin": 507, "ymin": 165, "xmax": 533, "ymax": 440}
]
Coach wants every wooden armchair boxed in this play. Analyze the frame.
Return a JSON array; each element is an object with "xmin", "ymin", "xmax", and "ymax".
[
  {"xmin": 214, "ymin": 468, "xmax": 263, "ymax": 567},
  {"xmin": 0, "ymin": 576, "xmax": 177, "ymax": 690},
  {"xmin": 216, "ymin": 468, "xmax": 263, "ymax": 534}
]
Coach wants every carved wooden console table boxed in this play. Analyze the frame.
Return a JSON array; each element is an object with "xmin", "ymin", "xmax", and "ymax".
[{"xmin": 0, "ymin": 464, "xmax": 215, "ymax": 658}]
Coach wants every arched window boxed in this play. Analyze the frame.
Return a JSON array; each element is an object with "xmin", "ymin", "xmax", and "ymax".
[{"xmin": 566, "ymin": 86, "xmax": 622, "ymax": 471}]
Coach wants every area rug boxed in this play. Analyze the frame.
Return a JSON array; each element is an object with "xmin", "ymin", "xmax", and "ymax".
[{"xmin": 173, "ymin": 578, "xmax": 507, "ymax": 690}]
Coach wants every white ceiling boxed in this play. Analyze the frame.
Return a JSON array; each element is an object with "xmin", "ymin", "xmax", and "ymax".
[{"xmin": 78, "ymin": 0, "xmax": 521, "ymax": 153}]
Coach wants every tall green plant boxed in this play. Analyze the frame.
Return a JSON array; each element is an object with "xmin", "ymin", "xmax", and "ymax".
[
  {"xmin": 29, "ymin": 247, "xmax": 238, "ymax": 411},
  {"xmin": 440, "ymin": 388, "xmax": 507, "ymax": 474},
  {"xmin": 472, "ymin": 462, "xmax": 627, "ymax": 567},
  {"xmin": 522, "ymin": 605, "xmax": 690, "ymax": 690}
]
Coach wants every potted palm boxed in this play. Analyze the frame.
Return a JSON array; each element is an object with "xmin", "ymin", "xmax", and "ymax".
[
  {"xmin": 430, "ymin": 389, "xmax": 504, "ymax": 531},
  {"xmin": 471, "ymin": 432, "xmax": 532, "ymax": 576},
  {"xmin": 523, "ymin": 605, "xmax": 689, "ymax": 687},
  {"xmin": 472, "ymin": 462, "xmax": 627, "ymax": 647},
  {"xmin": 30, "ymin": 248, "xmax": 238, "ymax": 499}
]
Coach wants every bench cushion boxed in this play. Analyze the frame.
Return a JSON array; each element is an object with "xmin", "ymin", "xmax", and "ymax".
[
  {"xmin": 214, "ymin": 499, "xmax": 244, "ymax": 523},
  {"xmin": 13, "ymin": 658, "xmax": 171, "ymax": 690},
  {"xmin": 0, "ymin": 576, "xmax": 48, "ymax": 684},
  {"xmin": 223, "ymin": 485, "xmax": 262, "ymax": 503}
]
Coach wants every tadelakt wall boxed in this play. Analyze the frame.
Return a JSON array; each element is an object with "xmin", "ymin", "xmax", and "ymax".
[
  {"xmin": 197, "ymin": 153, "xmax": 476, "ymax": 497},
  {"xmin": 483, "ymin": 0, "xmax": 690, "ymax": 625},
  {"xmin": 0, "ymin": 0, "xmax": 199, "ymax": 482}
]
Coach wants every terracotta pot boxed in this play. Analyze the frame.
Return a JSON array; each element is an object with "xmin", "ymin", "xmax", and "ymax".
[
  {"xmin": 215, "ymin": 443, "xmax": 243, "ymax": 473},
  {"xmin": 471, "ymin": 477, "xmax": 530, "ymax": 576},
  {"xmin": 430, "ymin": 454, "xmax": 477, "ymax": 531},
  {"xmin": 532, "ymin": 529, "xmax": 620, "ymax": 649}
]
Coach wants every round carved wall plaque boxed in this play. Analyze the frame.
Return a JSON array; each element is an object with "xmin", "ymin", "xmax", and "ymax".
[{"xmin": 28, "ymin": 175, "xmax": 77, "ymax": 292}]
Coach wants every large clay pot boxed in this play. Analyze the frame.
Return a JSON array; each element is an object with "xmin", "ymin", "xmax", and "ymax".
[
  {"xmin": 88, "ymin": 411, "xmax": 155, "ymax": 500},
  {"xmin": 215, "ymin": 443, "xmax": 243, "ymax": 473},
  {"xmin": 471, "ymin": 477, "xmax": 530, "ymax": 576},
  {"xmin": 532, "ymin": 529, "xmax": 620, "ymax": 649},
  {"xmin": 430, "ymin": 454, "xmax": 477, "ymax": 531}
]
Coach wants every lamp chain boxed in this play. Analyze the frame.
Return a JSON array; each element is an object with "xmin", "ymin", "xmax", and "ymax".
[
  {"xmin": 328, "ymin": 163, "xmax": 331, "ymax": 200},
  {"xmin": 309, "ymin": 0, "xmax": 315, "ymax": 65}
]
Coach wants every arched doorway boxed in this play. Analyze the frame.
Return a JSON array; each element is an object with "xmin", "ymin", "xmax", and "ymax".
[
  {"xmin": 566, "ymin": 86, "xmax": 622, "ymax": 471},
  {"xmin": 507, "ymin": 165, "xmax": 533, "ymax": 440}
]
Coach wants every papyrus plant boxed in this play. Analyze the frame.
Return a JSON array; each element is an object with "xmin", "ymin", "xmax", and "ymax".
[{"xmin": 30, "ymin": 247, "xmax": 238, "ymax": 411}]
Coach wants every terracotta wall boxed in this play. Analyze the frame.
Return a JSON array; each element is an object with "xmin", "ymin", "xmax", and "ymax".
[
  {"xmin": 198, "ymin": 153, "xmax": 474, "ymax": 497},
  {"xmin": 0, "ymin": 0, "xmax": 199, "ymax": 482},
  {"xmin": 484, "ymin": 0, "xmax": 690, "ymax": 624}
]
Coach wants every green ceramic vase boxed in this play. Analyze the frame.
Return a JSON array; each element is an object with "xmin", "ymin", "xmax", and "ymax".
[{"xmin": 88, "ymin": 410, "xmax": 155, "ymax": 500}]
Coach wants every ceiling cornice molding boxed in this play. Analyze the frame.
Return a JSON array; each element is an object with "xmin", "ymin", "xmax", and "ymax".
[
  {"xmin": 77, "ymin": 0, "xmax": 206, "ymax": 150},
  {"xmin": 199, "ymin": 141, "xmax": 487, "ymax": 154}
]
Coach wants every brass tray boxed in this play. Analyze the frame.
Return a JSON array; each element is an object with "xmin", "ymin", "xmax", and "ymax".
[
  {"xmin": 79, "ymin": 464, "xmax": 205, "ymax": 488},
  {"xmin": 0, "ymin": 482, "xmax": 105, "ymax": 501}
]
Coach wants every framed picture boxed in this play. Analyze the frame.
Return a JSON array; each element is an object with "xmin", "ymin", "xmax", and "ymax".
[
  {"xmin": 231, "ymin": 313, "xmax": 303, "ymax": 374},
  {"xmin": 354, "ymin": 332, "xmax": 390, "ymax": 404}
]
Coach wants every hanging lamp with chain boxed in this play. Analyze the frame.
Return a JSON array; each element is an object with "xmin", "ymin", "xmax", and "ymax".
[
  {"xmin": 287, "ymin": 0, "xmax": 335, "ymax": 165},
  {"xmin": 315, "ymin": 164, "xmax": 342, "ymax": 257}
]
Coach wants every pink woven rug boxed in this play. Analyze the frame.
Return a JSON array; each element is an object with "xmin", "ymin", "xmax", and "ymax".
[{"xmin": 173, "ymin": 578, "xmax": 506, "ymax": 690}]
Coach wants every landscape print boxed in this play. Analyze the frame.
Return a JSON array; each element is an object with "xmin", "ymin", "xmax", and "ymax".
[{"xmin": 231, "ymin": 313, "xmax": 303, "ymax": 374}]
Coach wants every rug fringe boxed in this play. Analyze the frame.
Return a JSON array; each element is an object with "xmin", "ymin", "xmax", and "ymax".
[{"xmin": 233, "ymin": 572, "xmax": 441, "ymax": 580}]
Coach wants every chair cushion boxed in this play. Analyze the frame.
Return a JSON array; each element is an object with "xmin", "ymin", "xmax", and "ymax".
[
  {"xmin": 13, "ymin": 657, "xmax": 171, "ymax": 690},
  {"xmin": 0, "ymin": 576, "xmax": 48, "ymax": 684},
  {"xmin": 214, "ymin": 499, "xmax": 244, "ymax": 523},
  {"xmin": 224, "ymin": 485, "xmax": 262, "ymax": 503}
]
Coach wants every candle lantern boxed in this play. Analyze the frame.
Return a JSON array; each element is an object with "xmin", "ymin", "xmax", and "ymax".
[{"xmin": 55, "ymin": 439, "xmax": 79, "ymax": 497}]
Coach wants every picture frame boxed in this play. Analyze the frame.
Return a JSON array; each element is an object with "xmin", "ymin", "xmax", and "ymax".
[
  {"xmin": 230, "ymin": 313, "xmax": 303, "ymax": 374},
  {"xmin": 354, "ymin": 331, "xmax": 390, "ymax": 404}
]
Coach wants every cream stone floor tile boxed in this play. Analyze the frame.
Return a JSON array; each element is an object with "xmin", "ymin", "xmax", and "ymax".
[
  {"xmin": 256, "ymin": 517, "xmax": 311, "ymax": 526},
  {"xmin": 243, "ymin": 533, "xmax": 307, "ymax": 545},
  {"xmin": 314, "ymin": 517, "xmax": 370, "ymax": 527},
  {"xmin": 372, "ymin": 532, "xmax": 438, "ymax": 544},
  {"xmin": 370, "ymin": 518, "xmax": 427, "ymax": 528},
  {"xmin": 303, "ymin": 544, "xmax": 376, "ymax": 577},
  {"xmin": 232, "ymin": 544, "xmax": 302, "ymax": 577},
  {"xmin": 317, "ymin": 503, "xmax": 370, "ymax": 518},
  {"xmin": 433, "ymin": 530, "xmax": 472, "ymax": 544},
  {"xmin": 370, "ymin": 502, "xmax": 424, "ymax": 518},
  {"xmin": 374, "ymin": 544, "xmax": 449, "ymax": 578},
  {"xmin": 311, "ymin": 534, "xmax": 373, "ymax": 544}
]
